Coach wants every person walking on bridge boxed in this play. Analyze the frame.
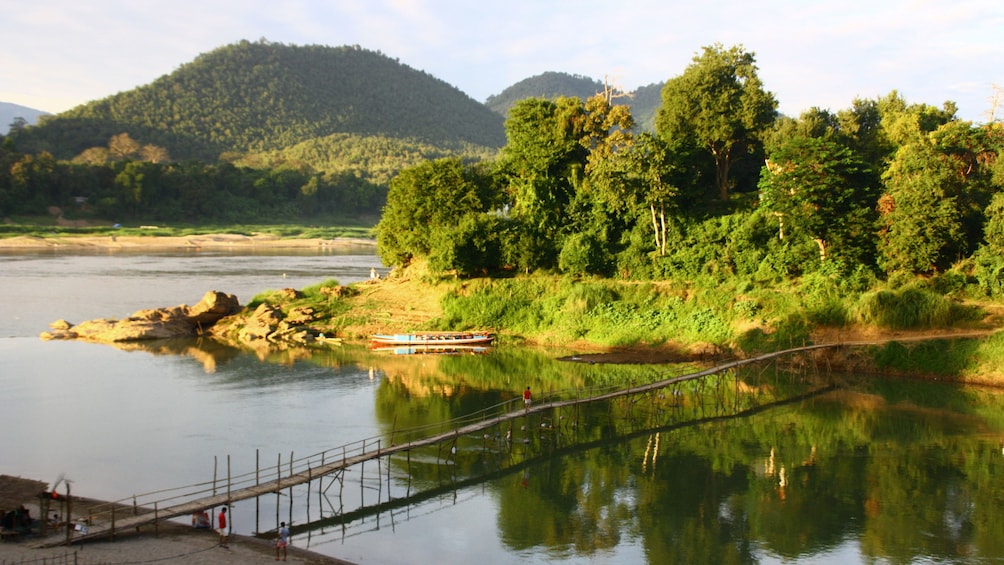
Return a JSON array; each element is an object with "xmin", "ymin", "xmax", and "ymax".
[{"xmin": 523, "ymin": 386, "xmax": 532, "ymax": 409}]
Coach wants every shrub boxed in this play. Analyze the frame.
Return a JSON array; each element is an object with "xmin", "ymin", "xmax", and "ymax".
[
  {"xmin": 970, "ymin": 247, "xmax": 1004, "ymax": 299},
  {"xmin": 853, "ymin": 285, "xmax": 982, "ymax": 329},
  {"xmin": 559, "ymin": 232, "xmax": 612, "ymax": 276}
]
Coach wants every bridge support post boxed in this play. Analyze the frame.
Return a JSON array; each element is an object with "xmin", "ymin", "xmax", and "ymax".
[
  {"xmin": 255, "ymin": 449, "xmax": 260, "ymax": 535},
  {"xmin": 275, "ymin": 452, "xmax": 281, "ymax": 531}
]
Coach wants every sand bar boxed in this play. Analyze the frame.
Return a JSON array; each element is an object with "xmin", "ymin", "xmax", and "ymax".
[{"xmin": 0, "ymin": 234, "xmax": 376, "ymax": 250}]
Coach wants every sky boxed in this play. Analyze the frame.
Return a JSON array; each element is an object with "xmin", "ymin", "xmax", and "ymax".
[{"xmin": 2, "ymin": 0, "xmax": 1003, "ymax": 123}]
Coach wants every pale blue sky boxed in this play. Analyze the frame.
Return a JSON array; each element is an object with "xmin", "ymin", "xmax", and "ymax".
[{"xmin": 3, "ymin": 0, "xmax": 1002, "ymax": 122}]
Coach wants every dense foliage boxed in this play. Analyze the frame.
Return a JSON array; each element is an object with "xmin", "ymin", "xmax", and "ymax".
[
  {"xmin": 235, "ymin": 133, "xmax": 498, "ymax": 186},
  {"xmin": 378, "ymin": 43, "xmax": 1004, "ymax": 328},
  {"xmin": 3, "ymin": 37, "xmax": 1004, "ymax": 345},
  {"xmin": 0, "ymin": 141, "xmax": 385, "ymax": 223}
]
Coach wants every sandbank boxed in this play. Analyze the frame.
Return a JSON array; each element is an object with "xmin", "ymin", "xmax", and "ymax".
[{"xmin": 0, "ymin": 233, "xmax": 376, "ymax": 250}]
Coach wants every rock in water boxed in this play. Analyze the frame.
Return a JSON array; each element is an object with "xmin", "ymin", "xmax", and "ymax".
[{"xmin": 40, "ymin": 291, "xmax": 241, "ymax": 342}]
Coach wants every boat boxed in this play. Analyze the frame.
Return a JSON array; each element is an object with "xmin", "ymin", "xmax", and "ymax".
[
  {"xmin": 369, "ymin": 332, "xmax": 494, "ymax": 346},
  {"xmin": 371, "ymin": 344, "xmax": 490, "ymax": 356}
]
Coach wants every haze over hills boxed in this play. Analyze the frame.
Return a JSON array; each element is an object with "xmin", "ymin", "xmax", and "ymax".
[{"xmin": 0, "ymin": 102, "xmax": 47, "ymax": 134}]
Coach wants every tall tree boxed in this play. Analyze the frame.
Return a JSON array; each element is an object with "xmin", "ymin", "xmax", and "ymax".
[
  {"xmin": 588, "ymin": 132, "xmax": 681, "ymax": 257},
  {"xmin": 877, "ymin": 138, "xmax": 966, "ymax": 274},
  {"xmin": 501, "ymin": 97, "xmax": 587, "ymax": 232},
  {"xmin": 656, "ymin": 43, "xmax": 777, "ymax": 201},
  {"xmin": 759, "ymin": 136, "xmax": 876, "ymax": 264}
]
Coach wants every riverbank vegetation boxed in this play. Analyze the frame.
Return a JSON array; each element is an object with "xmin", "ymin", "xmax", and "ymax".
[
  {"xmin": 361, "ymin": 45, "xmax": 1004, "ymax": 379},
  {"xmin": 3, "ymin": 41, "xmax": 1003, "ymax": 380}
]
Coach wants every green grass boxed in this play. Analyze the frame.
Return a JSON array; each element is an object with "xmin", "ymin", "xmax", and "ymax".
[
  {"xmin": 852, "ymin": 285, "xmax": 983, "ymax": 329},
  {"xmin": 439, "ymin": 276, "xmax": 746, "ymax": 347}
]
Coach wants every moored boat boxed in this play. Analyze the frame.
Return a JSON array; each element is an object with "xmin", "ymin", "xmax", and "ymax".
[
  {"xmin": 371, "ymin": 344, "xmax": 490, "ymax": 355},
  {"xmin": 369, "ymin": 332, "xmax": 494, "ymax": 346}
]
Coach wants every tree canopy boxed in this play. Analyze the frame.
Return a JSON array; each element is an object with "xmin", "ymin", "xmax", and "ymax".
[{"xmin": 656, "ymin": 43, "xmax": 778, "ymax": 201}]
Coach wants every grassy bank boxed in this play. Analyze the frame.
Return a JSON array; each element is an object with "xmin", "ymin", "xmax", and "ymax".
[{"xmin": 229, "ymin": 267, "xmax": 1004, "ymax": 384}]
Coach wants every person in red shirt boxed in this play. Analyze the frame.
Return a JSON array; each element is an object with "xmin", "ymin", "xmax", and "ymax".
[
  {"xmin": 523, "ymin": 387, "xmax": 532, "ymax": 409},
  {"xmin": 217, "ymin": 507, "xmax": 228, "ymax": 548}
]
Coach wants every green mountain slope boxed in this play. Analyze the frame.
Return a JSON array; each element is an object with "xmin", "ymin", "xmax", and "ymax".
[
  {"xmin": 629, "ymin": 82, "xmax": 663, "ymax": 131},
  {"xmin": 485, "ymin": 71, "xmax": 663, "ymax": 130},
  {"xmin": 486, "ymin": 72, "xmax": 605, "ymax": 117},
  {"xmin": 237, "ymin": 133, "xmax": 498, "ymax": 185},
  {"xmin": 14, "ymin": 40, "xmax": 506, "ymax": 161}
]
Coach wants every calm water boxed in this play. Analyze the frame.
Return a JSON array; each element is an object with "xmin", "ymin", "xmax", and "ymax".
[{"xmin": 2, "ymin": 249, "xmax": 1004, "ymax": 564}]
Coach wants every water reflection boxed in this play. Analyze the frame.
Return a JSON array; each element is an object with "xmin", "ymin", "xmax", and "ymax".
[{"xmin": 136, "ymin": 337, "xmax": 1004, "ymax": 564}]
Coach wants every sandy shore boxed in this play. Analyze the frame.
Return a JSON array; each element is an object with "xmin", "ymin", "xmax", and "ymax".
[
  {"xmin": 0, "ymin": 526, "xmax": 355, "ymax": 564},
  {"xmin": 0, "ymin": 233, "xmax": 376, "ymax": 250},
  {"xmin": 0, "ymin": 475, "xmax": 354, "ymax": 564}
]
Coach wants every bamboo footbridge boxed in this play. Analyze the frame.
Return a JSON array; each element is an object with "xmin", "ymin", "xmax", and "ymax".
[{"xmin": 35, "ymin": 341, "xmax": 852, "ymax": 548}]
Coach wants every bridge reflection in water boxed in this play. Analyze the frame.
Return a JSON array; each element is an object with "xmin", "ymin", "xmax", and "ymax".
[{"xmin": 36, "ymin": 344, "xmax": 837, "ymax": 549}]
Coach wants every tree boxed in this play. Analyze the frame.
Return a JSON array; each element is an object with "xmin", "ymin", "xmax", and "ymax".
[
  {"xmin": 114, "ymin": 160, "xmax": 163, "ymax": 216},
  {"xmin": 7, "ymin": 117, "xmax": 28, "ymax": 135},
  {"xmin": 877, "ymin": 116, "xmax": 1000, "ymax": 275},
  {"xmin": 656, "ymin": 43, "xmax": 777, "ymax": 201},
  {"xmin": 140, "ymin": 144, "xmax": 171, "ymax": 163},
  {"xmin": 759, "ymin": 136, "xmax": 876, "ymax": 264},
  {"xmin": 588, "ymin": 132, "xmax": 682, "ymax": 257},
  {"xmin": 8, "ymin": 152, "xmax": 57, "ymax": 214},
  {"xmin": 376, "ymin": 158, "xmax": 496, "ymax": 267},
  {"xmin": 108, "ymin": 133, "xmax": 142, "ymax": 160},
  {"xmin": 984, "ymin": 192, "xmax": 1004, "ymax": 254},
  {"xmin": 501, "ymin": 97, "xmax": 587, "ymax": 232},
  {"xmin": 877, "ymin": 139, "xmax": 966, "ymax": 274},
  {"xmin": 581, "ymin": 93, "xmax": 635, "ymax": 173}
]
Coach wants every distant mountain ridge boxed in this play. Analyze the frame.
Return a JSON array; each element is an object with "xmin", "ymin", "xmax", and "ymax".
[
  {"xmin": 485, "ymin": 71, "xmax": 664, "ymax": 130},
  {"xmin": 0, "ymin": 102, "xmax": 48, "ymax": 134},
  {"xmin": 486, "ymin": 72, "xmax": 606, "ymax": 116}
]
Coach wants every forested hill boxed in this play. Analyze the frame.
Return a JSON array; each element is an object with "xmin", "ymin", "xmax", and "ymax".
[
  {"xmin": 486, "ymin": 72, "xmax": 606, "ymax": 116},
  {"xmin": 485, "ymin": 71, "xmax": 663, "ymax": 129},
  {"xmin": 13, "ymin": 40, "xmax": 506, "ymax": 161}
]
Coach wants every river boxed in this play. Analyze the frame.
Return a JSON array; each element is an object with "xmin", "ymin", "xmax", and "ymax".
[{"xmin": 2, "ymin": 248, "xmax": 1004, "ymax": 564}]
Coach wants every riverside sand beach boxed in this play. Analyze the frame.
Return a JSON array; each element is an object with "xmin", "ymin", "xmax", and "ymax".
[{"xmin": 0, "ymin": 233, "xmax": 377, "ymax": 251}]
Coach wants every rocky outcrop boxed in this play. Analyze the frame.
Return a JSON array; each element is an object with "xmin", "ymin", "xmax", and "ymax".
[
  {"xmin": 41, "ymin": 291, "xmax": 241, "ymax": 342},
  {"xmin": 211, "ymin": 302, "xmax": 328, "ymax": 346}
]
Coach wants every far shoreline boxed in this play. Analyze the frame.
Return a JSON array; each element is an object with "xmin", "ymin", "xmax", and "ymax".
[{"xmin": 0, "ymin": 233, "xmax": 377, "ymax": 250}]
